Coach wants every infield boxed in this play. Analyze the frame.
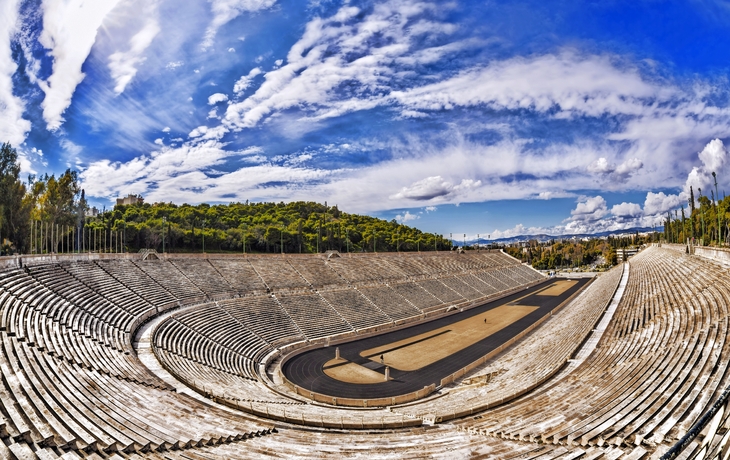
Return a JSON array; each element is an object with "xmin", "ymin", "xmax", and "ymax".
[
  {"xmin": 282, "ymin": 277, "xmax": 589, "ymax": 400},
  {"xmin": 323, "ymin": 358, "xmax": 390, "ymax": 383},
  {"xmin": 361, "ymin": 304, "xmax": 537, "ymax": 372}
]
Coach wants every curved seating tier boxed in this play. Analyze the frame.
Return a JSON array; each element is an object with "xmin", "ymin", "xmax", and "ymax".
[
  {"xmin": 4, "ymin": 247, "xmax": 725, "ymax": 458},
  {"xmin": 132, "ymin": 261, "xmax": 206, "ymax": 306},
  {"xmin": 454, "ymin": 246, "xmax": 730, "ymax": 455},
  {"xmin": 96, "ymin": 259, "xmax": 177, "ymax": 311},
  {"xmin": 392, "ymin": 263, "xmax": 624, "ymax": 423},
  {"xmin": 114, "ymin": 425, "xmax": 586, "ymax": 460},
  {"xmin": 0, "ymin": 264, "xmax": 272, "ymax": 458},
  {"xmin": 0, "ymin": 251, "xmax": 572, "ymax": 458},
  {"xmin": 169, "ymin": 259, "xmax": 237, "ymax": 299},
  {"xmin": 208, "ymin": 259, "xmax": 269, "ymax": 295}
]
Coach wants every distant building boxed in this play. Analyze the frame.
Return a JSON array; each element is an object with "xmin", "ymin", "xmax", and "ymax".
[
  {"xmin": 116, "ymin": 194, "xmax": 144, "ymax": 206},
  {"xmin": 86, "ymin": 207, "xmax": 99, "ymax": 218}
]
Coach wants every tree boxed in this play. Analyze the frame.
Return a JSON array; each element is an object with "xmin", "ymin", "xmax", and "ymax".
[
  {"xmin": 32, "ymin": 169, "xmax": 81, "ymax": 253},
  {"xmin": 688, "ymin": 187, "xmax": 695, "ymax": 240},
  {"xmin": 78, "ymin": 200, "xmax": 451, "ymax": 254},
  {"xmin": 0, "ymin": 143, "xmax": 31, "ymax": 254}
]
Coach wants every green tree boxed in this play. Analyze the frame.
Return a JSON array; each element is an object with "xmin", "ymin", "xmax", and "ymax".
[{"xmin": 0, "ymin": 143, "xmax": 31, "ymax": 254}]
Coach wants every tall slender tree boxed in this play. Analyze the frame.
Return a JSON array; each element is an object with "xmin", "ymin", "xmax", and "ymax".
[
  {"xmin": 714, "ymin": 171, "xmax": 722, "ymax": 245},
  {"xmin": 0, "ymin": 143, "xmax": 31, "ymax": 253},
  {"xmin": 689, "ymin": 186, "xmax": 696, "ymax": 240},
  {"xmin": 681, "ymin": 205, "xmax": 687, "ymax": 244}
]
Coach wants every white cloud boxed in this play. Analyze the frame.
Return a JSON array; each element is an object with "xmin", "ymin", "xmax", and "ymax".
[
  {"xmin": 213, "ymin": 0, "xmax": 730, "ymax": 191},
  {"xmin": 233, "ymin": 67, "xmax": 262, "ymax": 95},
  {"xmin": 60, "ymin": 138, "xmax": 82, "ymax": 156},
  {"xmin": 208, "ymin": 93, "xmax": 229, "ymax": 105},
  {"xmin": 537, "ymin": 191, "xmax": 573, "ymax": 200},
  {"xmin": 681, "ymin": 139, "xmax": 730, "ymax": 202},
  {"xmin": 395, "ymin": 211, "xmax": 419, "ymax": 223},
  {"xmin": 391, "ymin": 176, "xmax": 452, "ymax": 200},
  {"xmin": 189, "ymin": 126, "xmax": 208, "ymax": 138},
  {"xmin": 392, "ymin": 52, "xmax": 663, "ymax": 118},
  {"xmin": 202, "ymin": 0, "xmax": 277, "ymax": 49},
  {"xmin": 698, "ymin": 138, "xmax": 727, "ymax": 173},
  {"xmin": 154, "ymin": 138, "xmax": 163, "ymax": 145},
  {"xmin": 425, "ymin": 206, "xmax": 437, "ymax": 212},
  {"xmin": 587, "ymin": 156, "xmax": 643, "ymax": 182},
  {"xmin": 38, "ymin": 0, "xmax": 124, "ymax": 130},
  {"xmin": 313, "ymin": 136, "xmax": 610, "ymax": 212},
  {"xmin": 389, "ymin": 175, "xmax": 482, "ymax": 201},
  {"xmin": 484, "ymin": 139, "xmax": 730, "ymax": 236},
  {"xmin": 162, "ymin": 126, "xmax": 171, "ymax": 132},
  {"xmin": 614, "ymin": 157, "xmax": 643, "ymax": 178},
  {"xmin": 108, "ymin": 17, "xmax": 160, "ymax": 94},
  {"xmin": 643, "ymin": 191, "xmax": 681, "ymax": 216},
  {"xmin": 166, "ymin": 61, "xmax": 184, "ymax": 70},
  {"xmin": 16, "ymin": 146, "xmax": 45, "ymax": 175},
  {"xmin": 187, "ymin": 124, "xmax": 227, "ymax": 141},
  {"xmin": 0, "ymin": 0, "xmax": 31, "ymax": 145},
  {"xmin": 227, "ymin": 47, "xmax": 236, "ymax": 52},
  {"xmin": 79, "ymin": 140, "xmax": 329, "ymax": 204},
  {"xmin": 569, "ymin": 196, "xmax": 608, "ymax": 222},
  {"xmin": 488, "ymin": 223, "xmax": 561, "ymax": 239},
  {"xmin": 223, "ymin": 1, "xmax": 462, "ymax": 130},
  {"xmin": 587, "ymin": 157, "xmax": 613, "ymax": 174},
  {"xmin": 611, "ymin": 202, "xmax": 642, "ymax": 217}
]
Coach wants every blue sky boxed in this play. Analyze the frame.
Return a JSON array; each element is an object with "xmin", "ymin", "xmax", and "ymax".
[{"xmin": 3, "ymin": 0, "xmax": 730, "ymax": 238}]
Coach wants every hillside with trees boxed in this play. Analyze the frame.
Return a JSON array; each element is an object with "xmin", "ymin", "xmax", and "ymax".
[
  {"xmin": 0, "ymin": 142, "xmax": 450, "ymax": 255},
  {"xmin": 100, "ymin": 200, "xmax": 451, "ymax": 254},
  {"xmin": 3, "ymin": 139, "xmax": 730, "ymax": 257}
]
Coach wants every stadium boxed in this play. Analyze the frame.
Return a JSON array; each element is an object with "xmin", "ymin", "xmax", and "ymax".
[
  {"xmin": 6, "ymin": 0, "xmax": 730, "ymax": 459},
  {"xmin": 0, "ymin": 243, "xmax": 727, "ymax": 459}
]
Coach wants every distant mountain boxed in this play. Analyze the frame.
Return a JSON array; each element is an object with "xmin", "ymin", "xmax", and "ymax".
[{"xmin": 460, "ymin": 226, "xmax": 662, "ymax": 246}]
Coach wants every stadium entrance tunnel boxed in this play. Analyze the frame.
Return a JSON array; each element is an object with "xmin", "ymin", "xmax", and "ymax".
[{"xmin": 280, "ymin": 278, "xmax": 589, "ymax": 406}]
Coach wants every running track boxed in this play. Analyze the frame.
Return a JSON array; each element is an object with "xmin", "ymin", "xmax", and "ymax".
[{"xmin": 282, "ymin": 277, "xmax": 590, "ymax": 399}]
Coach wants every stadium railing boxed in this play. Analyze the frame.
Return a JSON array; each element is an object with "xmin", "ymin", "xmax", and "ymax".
[{"xmin": 660, "ymin": 383, "xmax": 730, "ymax": 460}]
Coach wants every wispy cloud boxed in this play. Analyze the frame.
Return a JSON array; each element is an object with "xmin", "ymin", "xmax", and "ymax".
[
  {"xmin": 38, "ymin": 0, "xmax": 124, "ymax": 130},
  {"xmin": 223, "ymin": 0, "xmax": 462, "ymax": 130},
  {"xmin": 108, "ymin": 14, "xmax": 160, "ymax": 94},
  {"xmin": 392, "ymin": 52, "xmax": 664, "ymax": 117},
  {"xmin": 492, "ymin": 138, "xmax": 729, "ymax": 236},
  {"xmin": 0, "ymin": 0, "xmax": 31, "ymax": 145},
  {"xmin": 202, "ymin": 0, "xmax": 277, "ymax": 49},
  {"xmin": 79, "ymin": 139, "xmax": 330, "ymax": 203}
]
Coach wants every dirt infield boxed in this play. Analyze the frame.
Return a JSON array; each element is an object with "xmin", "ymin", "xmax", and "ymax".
[
  {"xmin": 283, "ymin": 277, "xmax": 590, "ymax": 399},
  {"xmin": 361, "ymin": 305, "xmax": 537, "ymax": 372},
  {"xmin": 323, "ymin": 358, "xmax": 389, "ymax": 384}
]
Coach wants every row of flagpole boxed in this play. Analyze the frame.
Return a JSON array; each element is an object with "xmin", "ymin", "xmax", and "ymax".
[{"xmin": 29, "ymin": 221, "xmax": 125, "ymax": 255}]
